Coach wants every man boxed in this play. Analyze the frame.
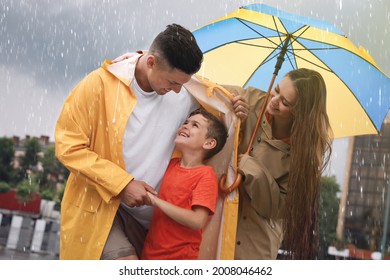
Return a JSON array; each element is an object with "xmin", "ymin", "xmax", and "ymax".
[{"xmin": 55, "ymin": 24, "xmax": 249, "ymax": 260}]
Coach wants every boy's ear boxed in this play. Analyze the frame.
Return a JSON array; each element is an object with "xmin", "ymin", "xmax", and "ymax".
[{"xmin": 203, "ymin": 139, "xmax": 217, "ymax": 150}]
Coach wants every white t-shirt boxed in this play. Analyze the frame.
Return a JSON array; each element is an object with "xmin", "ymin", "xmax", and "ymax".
[{"xmin": 121, "ymin": 78, "xmax": 199, "ymax": 228}]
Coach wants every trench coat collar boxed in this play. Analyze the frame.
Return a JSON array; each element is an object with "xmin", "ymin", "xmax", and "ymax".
[{"xmin": 257, "ymin": 101, "xmax": 291, "ymax": 154}]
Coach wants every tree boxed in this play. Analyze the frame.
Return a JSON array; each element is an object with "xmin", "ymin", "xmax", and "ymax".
[
  {"xmin": 0, "ymin": 181, "xmax": 11, "ymax": 193},
  {"xmin": 20, "ymin": 138, "xmax": 41, "ymax": 171},
  {"xmin": 319, "ymin": 176, "xmax": 340, "ymax": 259},
  {"xmin": 39, "ymin": 145, "xmax": 69, "ymax": 200},
  {"xmin": 0, "ymin": 137, "xmax": 15, "ymax": 182},
  {"xmin": 16, "ymin": 175, "xmax": 40, "ymax": 203},
  {"xmin": 41, "ymin": 145, "xmax": 69, "ymax": 179}
]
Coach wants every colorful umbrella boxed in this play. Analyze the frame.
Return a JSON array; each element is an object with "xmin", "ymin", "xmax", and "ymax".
[
  {"xmin": 193, "ymin": 3, "xmax": 390, "ymax": 139},
  {"xmin": 193, "ymin": 3, "xmax": 390, "ymax": 259}
]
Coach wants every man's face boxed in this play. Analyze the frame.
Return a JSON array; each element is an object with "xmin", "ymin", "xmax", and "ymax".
[{"xmin": 147, "ymin": 56, "xmax": 192, "ymax": 95}]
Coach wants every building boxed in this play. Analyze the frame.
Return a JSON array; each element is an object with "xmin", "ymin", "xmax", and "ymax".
[
  {"xmin": 11, "ymin": 135, "xmax": 52, "ymax": 171},
  {"xmin": 337, "ymin": 117, "xmax": 390, "ymax": 259}
]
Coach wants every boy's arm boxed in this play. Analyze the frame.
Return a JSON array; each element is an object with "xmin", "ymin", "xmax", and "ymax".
[{"xmin": 147, "ymin": 192, "xmax": 209, "ymax": 230}]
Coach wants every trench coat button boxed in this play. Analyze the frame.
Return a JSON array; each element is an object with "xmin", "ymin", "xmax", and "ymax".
[
  {"xmin": 236, "ymin": 241, "xmax": 241, "ymax": 245},
  {"xmin": 243, "ymin": 216, "xmax": 247, "ymax": 220},
  {"xmin": 257, "ymin": 137, "xmax": 261, "ymax": 142}
]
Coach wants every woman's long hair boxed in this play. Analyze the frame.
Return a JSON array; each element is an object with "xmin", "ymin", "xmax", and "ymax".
[{"xmin": 282, "ymin": 68, "xmax": 333, "ymax": 259}]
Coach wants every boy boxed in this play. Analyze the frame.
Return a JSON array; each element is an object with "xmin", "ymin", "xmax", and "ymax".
[{"xmin": 141, "ymin": 108, "xmax": 228, "ymax": 260}]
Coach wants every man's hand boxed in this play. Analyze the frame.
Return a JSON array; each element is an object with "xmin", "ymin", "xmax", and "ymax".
[
  {"xmin": 231, "ymin": 95, "xmax": 249, "ymax": 121},
  {"xmin": 112, "ymin": 52, "xmax": 137, "ymax": 63},
  {"xmin": 121, "ymin": 180, "xmax": 157, "ymax": 207}
]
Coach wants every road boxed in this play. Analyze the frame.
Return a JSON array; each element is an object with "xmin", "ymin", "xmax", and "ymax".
[{"xmin": 0, "ymin": 246, "xmax": 58, "ymax": 260}]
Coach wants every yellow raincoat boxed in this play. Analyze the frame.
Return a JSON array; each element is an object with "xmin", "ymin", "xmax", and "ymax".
[{"xmin": 55, "ymin": 54, "xmax": 240, "ymax": 259}]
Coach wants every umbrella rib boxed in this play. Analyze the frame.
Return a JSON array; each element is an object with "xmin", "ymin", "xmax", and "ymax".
[
  {"xmin": 291, "ymin": 25, "xmax": 380, "ymax": 72},
  {"xmin": 236, "ymin": 18, "xmax": 282, "ymax": 49},
  {"xmin": 285, "ymin": 49, "xmax": 331, "ymax": 72},
  {"xmin": 271, "ymin": 16, "xmax": 285, "ymax": 46},
  {"xmin": 287, "ymin": 41, "xmax": 379, "ymax": 130},
  {"xmin": 236, "ymin": 41, "xmax": 282, "ymax": 50}
]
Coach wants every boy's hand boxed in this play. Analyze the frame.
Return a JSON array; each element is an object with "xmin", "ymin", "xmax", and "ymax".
[
  {"xmin": 146, "ymin": 191, "xmax": 157, "ymax": 206},
  {"xmin": 121, "ymin": 180, "xmax": 156, "ymax": 207}
]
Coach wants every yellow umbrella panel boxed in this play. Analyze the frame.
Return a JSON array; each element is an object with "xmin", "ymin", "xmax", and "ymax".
[{"xmin": 194, "ymin": 3, "xmax": 390, "ymax": 138}]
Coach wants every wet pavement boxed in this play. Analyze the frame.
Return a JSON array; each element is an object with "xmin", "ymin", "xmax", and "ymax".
[{"xmin": 0, "ymin": 245, "xmax": 58, "ymax": 260}]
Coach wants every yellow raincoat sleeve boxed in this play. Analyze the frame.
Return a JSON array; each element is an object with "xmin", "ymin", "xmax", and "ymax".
[{"xmin": 55, "ymin": 70, "xmax": 133, "ymax": 203}]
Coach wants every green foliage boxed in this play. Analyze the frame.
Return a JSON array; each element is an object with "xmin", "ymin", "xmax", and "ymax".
[
  {"xmin": 0, "ymin": 137, "xmax": 15, "ymax": 164},
  {"xmin": 39, "ymin": 145, "xmax": 69, "ymax": 187},
  {"xmin": 0, "ymin": 136, "xmax": 69, "ymax": 208},
  {"xmin": 0, "ymin": 181, "xmax": 11, "ymax": 193},
  {"xmin": 54, "ymin": 182, "xmax": 66, "ymax": 211},
  {"xmin": 319, "ymin": 176, "xmax": 341, "ymax": 259},
  {"xmin": 16, "ymin": 176, "xmax": 40, "ymax": 203},
  {"xmin": 10, "ymin": 167, "xmax": 27, "ymax": 185},
  {"xmin": 40, "ymin": 188, "xmax": 55, "ymax": 200},
  {"xmin": 41, "ymin": 146, "xmax": 67, "ymax": 175},
  {"xmin": 57, "ymin": 182, "xmax": 65, "ymax": 203},
  {"xmin": 0, "ymin": 137, "xmax": 15, "ymax": 182},
  {"xmin": 20, "ymin": 138, "xmax": 41, "ymax": 171}
]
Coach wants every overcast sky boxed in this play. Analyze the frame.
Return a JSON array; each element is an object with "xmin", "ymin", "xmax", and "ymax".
[{"xmin": 0, "ymin": 0, "xmax": 389, "ymax": 186}]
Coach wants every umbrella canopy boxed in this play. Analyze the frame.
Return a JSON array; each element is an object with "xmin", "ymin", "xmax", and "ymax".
[{"xmin": 193, "ymin": 3, "xmax": 390, "ymax": 138}]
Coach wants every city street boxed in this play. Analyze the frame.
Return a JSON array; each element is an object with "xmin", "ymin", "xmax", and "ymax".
[{"xmin": 0, "ymin": 246, "xmax": 58, "ymax": 260}]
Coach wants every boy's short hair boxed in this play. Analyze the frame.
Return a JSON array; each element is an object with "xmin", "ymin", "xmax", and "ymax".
[
  {"xmin": 189, "ymin": 108, "xmax": 228, "ymax": 160},
  {"xmin": 149, "ymin": 24, "xmax": 203, "ymax": 75}
]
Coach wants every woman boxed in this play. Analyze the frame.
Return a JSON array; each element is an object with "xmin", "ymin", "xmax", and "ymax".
[{"xmin": 224, "ymin": 68, "xmax": 333, "ymax": 259}]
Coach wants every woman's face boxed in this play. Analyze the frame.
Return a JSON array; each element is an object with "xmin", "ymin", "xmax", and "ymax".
[{"xmin": 267, "ymin": 75, "xmax": 297, "ymax": 120}]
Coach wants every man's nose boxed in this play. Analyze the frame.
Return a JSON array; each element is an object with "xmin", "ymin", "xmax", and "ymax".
[{"xmin": 172, "ymin": 85, "xmax": 182, "ymax": 93}]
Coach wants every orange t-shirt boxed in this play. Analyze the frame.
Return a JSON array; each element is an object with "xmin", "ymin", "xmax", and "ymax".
[{"xmin": 141, "ymin": 158, "xmax": 218, "ymax": 260}]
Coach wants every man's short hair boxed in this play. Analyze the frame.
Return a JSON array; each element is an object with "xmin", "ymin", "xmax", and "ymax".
[{"xmin": 149, "ymin": 24, "xmax": 203, "ymax": 75}]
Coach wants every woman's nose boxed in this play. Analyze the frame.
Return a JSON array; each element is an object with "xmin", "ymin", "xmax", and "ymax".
[{"xmin": 271, "ymin": 93, "xmax": 279, "ymax": 101}]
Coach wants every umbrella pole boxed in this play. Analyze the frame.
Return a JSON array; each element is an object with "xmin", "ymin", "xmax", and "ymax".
[
  {"xmin": 245, "ymin": 76, "xmax": 273, "ymax": 153},
  {"xmin": 219, "ymin": 36, "xmax": 290, "ymax": 193},
  {"xmin": 218, "ymin": 75, "xmax": 276, "ymax": 194},
  {"xmin": 245, "ymin": 34, "xmax": 291, "ymax": 153}
]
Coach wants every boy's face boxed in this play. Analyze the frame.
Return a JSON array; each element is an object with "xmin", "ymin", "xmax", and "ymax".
[{"xmin": 175, "ymin": 114, "xmax": 212, "ymax": 151}]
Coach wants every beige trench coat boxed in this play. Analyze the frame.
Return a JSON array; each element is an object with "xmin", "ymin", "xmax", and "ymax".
[{"xmin": 222, "ymin": 85, "xmax": 290, "ymax": 260}]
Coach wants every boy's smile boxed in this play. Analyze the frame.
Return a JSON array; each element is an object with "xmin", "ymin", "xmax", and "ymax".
[{"xmin": 175, "ymin": 114, "xmax": 210, "ymax": 148}]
